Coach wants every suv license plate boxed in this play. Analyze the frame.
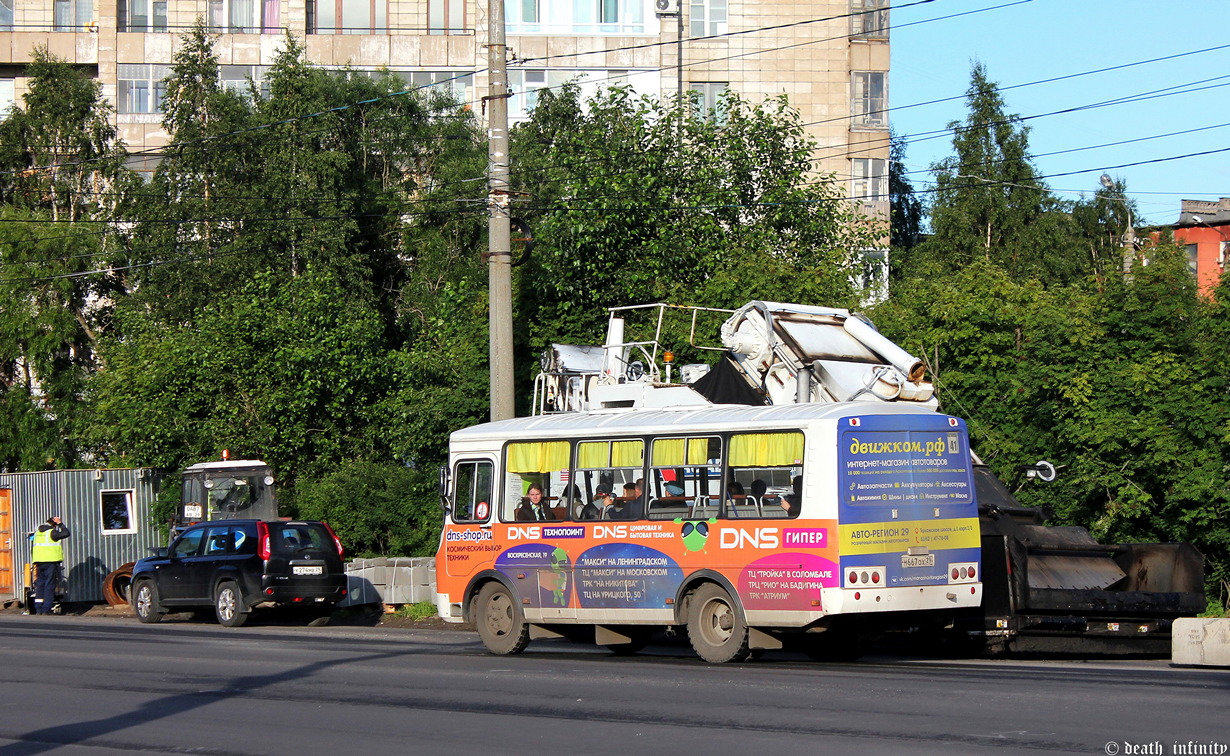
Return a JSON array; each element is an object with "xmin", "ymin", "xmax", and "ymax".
[
  {"xmin": 901, "ymin": 554, "xmax": 935, "ymax": 568},
  {"xmin": 293, "ymin": 565, "xmax": 324, "ymax": 576}
]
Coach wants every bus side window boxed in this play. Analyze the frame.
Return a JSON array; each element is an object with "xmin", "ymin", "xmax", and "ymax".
[
  {"xmin": 453, "ymin": 461, "xmax": 493, "ymax": 522},
  {"xmin": 504, "ymin": 441, "xmax": 571, "ymax": 522},
  {"xmin": 728, "ymin": 432, "xmax": 805, "ymax": 519},
  {"xmin": 648, "ymin": 436, "xmax": 720, "ymax": 521}
]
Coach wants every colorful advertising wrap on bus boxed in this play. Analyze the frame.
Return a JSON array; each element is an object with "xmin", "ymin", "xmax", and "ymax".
[
  {"xmin": 458, "ymin": 518, "xmax": 841, "ymax": 612},
  {"xmin": 837, "ymin": 414, "xmax": 980, "ymax": 587}
]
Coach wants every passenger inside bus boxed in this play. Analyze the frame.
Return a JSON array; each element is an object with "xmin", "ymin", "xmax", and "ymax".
[
  {"xmin": 781, "ymin": 476, "xmax": 802, "ymax": 518},
  {"xmin": 515, "ymin": 483, "xmax": 557, "ymax": 521},
  {"xmin": 560, "ymin": 483, "xmax": 585, "ymax": 519},
  {"xmin": 580, "ymin": 485, "xmax": 613, "ymax": 520},
  {"xmin": 749, "ymin": 479, "xmax": 766, "ymax": 508},
  {"xmin": 608, "ymin": 482, "xmax": 640, "ymax": 520}
]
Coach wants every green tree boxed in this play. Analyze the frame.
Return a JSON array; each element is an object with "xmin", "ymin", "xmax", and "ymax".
[
  {"xmin": 510, "ymin": 84, "xmax": 876, "ymax": 365},
  {"xmin": 912, "ymin": 63, "xmax": 1086, "ymax": 286},
  {"xmin": 295, "ymin": 460, "xmax": 440, "ymax": 557},
  {"xmin": 88, "ymin": 29, "xmax": 487, "ymax": 498},
  {"xmin": 0, "ymin": 46, "xmax": 131, "ymax": 222},
  {"xmin": 888, "ymin": 129, "xmax": 923, "ymax": 254},
  {"xmin": 872, "ymin": 243, "xmax": 1230, "ymax": 594},
  {"xmin": 0, "ymin": 49, "xmax": 132, "ymax": 470}
]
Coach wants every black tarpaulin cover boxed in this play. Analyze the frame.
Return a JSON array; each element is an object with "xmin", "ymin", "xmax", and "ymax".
[{"xmin": 690, "ymin": 356, "xmax": 767, "ymax": 406}]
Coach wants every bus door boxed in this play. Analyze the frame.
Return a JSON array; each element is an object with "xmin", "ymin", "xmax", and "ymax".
[
  {"xmin": 443, "ymin": 458, "xmax": 496, "ymax": 580},
  {"xmin": 836, "ymin": 415, "xmax": 980, "ymax": 592}
]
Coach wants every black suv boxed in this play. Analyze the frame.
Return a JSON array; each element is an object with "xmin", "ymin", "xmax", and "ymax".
[{"xmin": 130, "ymin": 519, "xmax": 347, "ymax": 626}]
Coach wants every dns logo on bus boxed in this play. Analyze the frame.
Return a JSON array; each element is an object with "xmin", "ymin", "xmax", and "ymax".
[
  {"xmin": 719, "ymin": 527, "xmax": 779, "ymax": 549},
  {"xmin": 507, "ymin": 525, "xmax": 540, "ymax": 540}
]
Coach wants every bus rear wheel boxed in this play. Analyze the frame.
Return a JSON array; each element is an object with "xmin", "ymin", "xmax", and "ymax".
[
  {"xmin": 475, "ymin": 582, "xmax": 530, "ymax": 655},
  {"xmin": 687, "ymin": 584, "xmax": 751, "ymax": 663}
]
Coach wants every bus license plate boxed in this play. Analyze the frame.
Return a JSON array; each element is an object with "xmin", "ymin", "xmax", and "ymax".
[
  {"xmin": 901, "ymin": 554, "xmax": 935, "ymax": 568},
  {"xmin": 293, "ymin": 565, "xmax": 323, "ymax": 576}
]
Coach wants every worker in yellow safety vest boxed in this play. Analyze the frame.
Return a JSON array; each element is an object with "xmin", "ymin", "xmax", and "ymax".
[{"xmin": 31, "ymin": 516, "xmax": 70, "ymax": 615}]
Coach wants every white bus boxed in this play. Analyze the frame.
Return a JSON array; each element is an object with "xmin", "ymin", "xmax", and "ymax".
[{"xmin": 435, "ymin": 400, "xmax": 982, "ymax": 662}]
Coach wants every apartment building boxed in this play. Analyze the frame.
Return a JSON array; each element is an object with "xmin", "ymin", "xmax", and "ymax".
[
  {"xmin": 1174, "ymin": 198, "xmax": 1229, "ymax": 297},
  {"xmin": 0, "ymin": 0, "xmax": 889, "ymax": 205}
]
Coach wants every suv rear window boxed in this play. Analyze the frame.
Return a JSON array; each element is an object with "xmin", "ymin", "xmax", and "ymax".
[{"xmin": 270, "ymin": 523, "xmax": 333, "ymax": 554}]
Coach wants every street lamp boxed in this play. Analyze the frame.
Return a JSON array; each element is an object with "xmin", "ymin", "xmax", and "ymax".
[{"xmin": 1100, "ymin": 174, "xmax": 1137, "ymax": 271}]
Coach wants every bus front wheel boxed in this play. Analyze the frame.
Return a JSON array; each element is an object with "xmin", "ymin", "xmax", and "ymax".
[
  {"xmin": 687, "ymin": 584, "xmax": 751, "ymax": 663},
  {"xmin": 475, "ymin": 582, "xmax": 530, "ymax": 655}
]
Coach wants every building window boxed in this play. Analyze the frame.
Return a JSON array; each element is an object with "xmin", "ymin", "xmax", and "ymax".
[
  {"xmin": 851, "ymin": 71, "xmax": 887, "ymax": 128},
  {"xmin": 310, "ymin": 0, "xmax": 387, "ymax": 33},
  {"xmin": 507, "ymin": 0, "xmax": 540, "ymax": 31},
  {"xmin": 263, "ymin": 0, "xmax": 279, "ymax": 31},
  {"xmin": 689, "ymin": 0, "xmax": 725, "ymax": 37},
  {"xmin": 118, "ymin": 64, "xmax": 170, "ymax": 114},
  {"xmin": 101, "ymin": 490, "xmax": 137, "ymax": 534},
  {"xmin": 507, "ymin": 0, "xmax": 646, "ymax": 35},
  {"xmin": 221, "ymin": 65, "xmax": 270, "ymax": 98},
  {"xmin": 573, "ymin": 0, "xmax": 641, "ymax": 34},
  {"xmin": 850, "ymin": 0, "xmax": 888, "ymax": 40},
  {"xmin": 688, "ymin": 81, "xmax": 727, "ymax": 122},
  {"xmin": 118, "ymin": 0, "xmax": 168, "ymax": 31},
  {"xmin": 406, "ymin": 70, "xmax": 472, "ymax": 100},
  {"xmin": 510, "ymin": 69, "xmax": 548, "ymax": 117},
  {"xmin": 0, "ymin": 79, "xmax": 13, "ymax": 119},
  {"xmin": 209, "ymin": 0, "xmax": 272, "ymax": 33},
  {"xmin": 851, "ymin": 158, "xmax": 887, "ymax": 201},
  {"xmin": 428, "ymin": 0, "xmax": 465, "ymax": 34},
  {"xmin": 509, "ymin": 69, "xmax": 641, "ymax": 118},
  {"xmin": 0, "ymin": 0, "xmax": 13, "ymax": 32},
  {"xmin": 1185, "ymin": 243, "xmax": 1199, "ymax": 276},
  {"xmin": 53, "ymin": 0, "xmax": 93, "ymax": 31}
]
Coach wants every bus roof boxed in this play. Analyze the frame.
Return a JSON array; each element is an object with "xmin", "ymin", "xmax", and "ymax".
[{"xmin": 451, "ymin": 401, "xmax": 948, "ymax": 442}]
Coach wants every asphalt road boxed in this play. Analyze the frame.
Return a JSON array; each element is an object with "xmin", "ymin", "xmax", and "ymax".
[{"xmin": 0, "ymin": 614, "xmax": 1226, "ymax": 756}]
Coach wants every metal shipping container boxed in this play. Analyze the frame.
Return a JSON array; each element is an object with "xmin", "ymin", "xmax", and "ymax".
[{"xmin": 0, "ymin": 468, "xmax": 163, "ymax": 604}]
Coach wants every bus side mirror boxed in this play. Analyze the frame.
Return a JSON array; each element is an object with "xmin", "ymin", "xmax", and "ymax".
[{"xmin": 438, "ymin": 466, "xmax": 451, "ymax": 512}]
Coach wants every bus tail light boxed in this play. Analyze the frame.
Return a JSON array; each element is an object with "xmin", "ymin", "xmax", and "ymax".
[
  {"xmin": 846, "ymin": 567, "xmax": 884, "ymax": 587},
  {"xmin": 947, "ymin": 562, "xmax": 978, "ymax": 584}
]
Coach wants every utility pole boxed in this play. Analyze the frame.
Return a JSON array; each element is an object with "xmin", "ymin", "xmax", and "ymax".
[{"xmin": 487, "ymin": 0, "xmax": 514, "ymax": 421}]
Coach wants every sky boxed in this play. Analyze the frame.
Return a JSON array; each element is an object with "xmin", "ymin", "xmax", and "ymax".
[{"xmin": 889, "ymin": 0, "xmax": 1230, "ymax": 226}]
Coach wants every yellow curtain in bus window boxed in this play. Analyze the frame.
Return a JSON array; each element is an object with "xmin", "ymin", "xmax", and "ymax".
[
  {"xmin": 729, "ymin": 432, "xmax": 804, "ymax": 466},
  {"xmin": 651, "ymin": 438, "xmax": 711, "ymax": 466},
  {"xmin": 577, "ymin": 440, "xmax": 644, "ymax": 468},
  {"xmin": 507, "ymin": 441, "xmax": 570, "ymax": 473}
]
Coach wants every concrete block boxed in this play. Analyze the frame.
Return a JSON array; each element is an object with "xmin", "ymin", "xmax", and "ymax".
[
  {"xmin": 339, "ymin": 556, "xmax": 438, "ymax": 606},
  {"xmin": 1172, "ymin": 618, "xmax": 1230, "ymax": 667}
]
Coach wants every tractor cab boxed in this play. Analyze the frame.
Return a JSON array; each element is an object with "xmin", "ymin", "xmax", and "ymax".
[{"xmin": 179, "ymin": 459, "xmax": 278, "ymax": 527}]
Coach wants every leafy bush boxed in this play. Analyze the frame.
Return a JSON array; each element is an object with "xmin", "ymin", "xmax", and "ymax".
[{"xmin": 294, "ymin": 460, "xmax": 440, "ymax": 558}]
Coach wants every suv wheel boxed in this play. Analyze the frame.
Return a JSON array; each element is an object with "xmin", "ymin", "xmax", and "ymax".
[
  {"xmin": 214, "ymin": 581, "xmax": 248, "ymax": 627},
  {"xmin": 133, "ymin": 579, "xmax": 164, "ymax": 624}
]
